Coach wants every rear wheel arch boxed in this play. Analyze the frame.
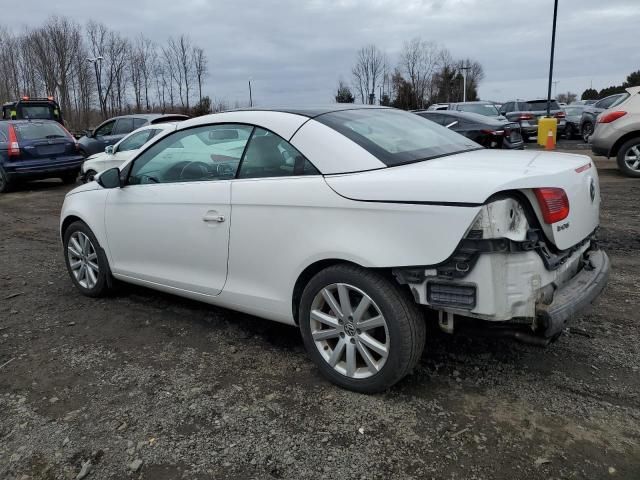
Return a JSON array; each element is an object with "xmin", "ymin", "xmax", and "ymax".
[{"xmin": 610, "ymin": 131, "xmax": 640, "ymax": 158}]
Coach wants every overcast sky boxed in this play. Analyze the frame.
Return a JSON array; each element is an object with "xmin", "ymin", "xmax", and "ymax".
[{"xmin": 4, "ymin": 0, "xmax": 639, "ymax": 105}]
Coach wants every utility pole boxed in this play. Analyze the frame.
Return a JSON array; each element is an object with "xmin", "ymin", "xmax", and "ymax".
[
  {"xmin": 248, "ymin": 78, "xmax": 253, "ymax": 107},
  {"xmin": 546, "ymin": 0, "xmax": 559, "ymax": 117},
  {"xmin": 87, "ymin": 56, "xmax": 104, "ymax": 118},
  {"xmin": 460, "ymin": 63, "xmax": 471, "ymax": 102}
]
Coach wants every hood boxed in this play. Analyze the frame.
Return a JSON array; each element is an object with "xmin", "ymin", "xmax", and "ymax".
[{"xmin": 65, "ymin": 182, "xmax": 101, "ymax": 197}]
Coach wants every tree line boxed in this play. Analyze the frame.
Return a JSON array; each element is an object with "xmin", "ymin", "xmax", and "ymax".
[
  {"xmin": 0, "ymin": 16, "xmax": 213, "ymax": 131},
  {"xmin": 336, "ymin": 38, "xmax": 484, "ymax": 109},
  {"xmin": 581, "ymin": 71, "xmax": 640, "ymax": 101}
]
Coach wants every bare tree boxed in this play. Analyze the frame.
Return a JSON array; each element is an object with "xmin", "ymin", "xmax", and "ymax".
[
  {"xmin": 400, "ymin": 38, "xmax": 439, "ymax": 109},
  {"xmin": 192, "ymin": 46, "xmax": 207, "ymax": 106},
  {"xmin": 165, "ymin": 35, "xmax": 194, "ymax": 111},
  {"xmin": 352, "ymin": 45, "xmax": 386, "ymax": 104}
]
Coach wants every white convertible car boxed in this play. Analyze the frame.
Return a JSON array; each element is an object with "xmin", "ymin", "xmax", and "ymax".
[
  {"xmin": 80, "ymin": 123, "xmax": 177, "ymax": 183},
  {"xmin": 60, "ymin": 106, "xmax": 609, "ymax": 392}
]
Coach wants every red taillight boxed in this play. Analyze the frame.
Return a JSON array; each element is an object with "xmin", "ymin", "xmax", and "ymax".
[
  {"xmin": 7, "ymin": 124, "xmax": 20, "ymax": 158},
  {"xmin": 554, "ymin": 111, "xmax": 566, "ymax": 119},
  {"xmin": 598, "ymin": 110, "xmax": 626, "ymax": 124},
  {"xmin": 518, "ymin": 113, "xmax": 534, "ymax": 121},
  {"xmin": 534, "ymin": 188, "xmax": 570, "ymax": 224}
]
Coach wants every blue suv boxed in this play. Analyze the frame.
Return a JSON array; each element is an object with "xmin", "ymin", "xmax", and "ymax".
[{"xmin": 0, "ymin": 120, "xmax": 84, "ymax": 193}]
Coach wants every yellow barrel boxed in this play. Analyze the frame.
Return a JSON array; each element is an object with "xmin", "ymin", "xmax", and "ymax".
[{"xmin": 537, "ymin": 117, "xmax": 558, "ymax": 147}]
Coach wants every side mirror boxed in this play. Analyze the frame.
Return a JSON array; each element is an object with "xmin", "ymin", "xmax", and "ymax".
[
  {"xmin": 445, "ymin": 121, "xmax": 458, "ymax": 129},
  {"xmin": 105, "ymin": 145, "xmax": 114, "ymax": 154},
  {"xmin": 84, "ymin": 129, "xmax": 94, "ymax": 138},
  {"xmin": 97, "ymin": 167, "xmax": 121, "ymax": 189}
]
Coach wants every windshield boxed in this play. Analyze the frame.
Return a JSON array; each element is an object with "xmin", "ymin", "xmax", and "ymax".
[
  {"xmin": 315, "ymin": 108, "xmax": 479, "ymax": 167},
  {"xmin": 13, "ymin": 122, "xmax": 69, "ymax": 141},
  {"xmin": 524, "ymin": 100, "xmax": 560, "ymax": 111},
  {"xmin": 457, "ymin": 103, "xmax": 500, "ymax": 117}
]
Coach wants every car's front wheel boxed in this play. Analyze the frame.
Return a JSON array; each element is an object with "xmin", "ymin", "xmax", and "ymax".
[
  {"xmin": 63, "ymin": 221, "xmax": 113, "ymax": 297},
  {"xmin": 616, "ymin": 137, "xmax": 640, "ymax": 178},
  {"xmin": 83, "ymin": 169, "xmax": 97, "ymax": 183},
  {"xmin": 299, "ymin": 264, "xmax": 425, "ymax": 393}
]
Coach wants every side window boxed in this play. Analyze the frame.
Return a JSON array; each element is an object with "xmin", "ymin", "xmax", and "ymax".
[
  {"xmin": 94, "ymin": 120, "xmax": 115, "ymax": 137},
  {"xmin": 128, "ymin": 124, "xmax": 253, "ymax": 185},
  {"xmin": 503, "ymin": 102, "xmax": 513, "ymax": 112},
  {"xmin": 421, "ymin": 113, "xmax": 444, "ymax": 125},
  {"xmin": 440, "ymin": 115, "xmax": 459, "ymax": 128},
  {"xmin": 133, "ymin": 118, "xmax": 147, "ymax": 129},
  {"xmin": 113, "ymin": 118, "xmax": 134, "ymax": 135},
  {"xmin": 117, "ymin": 130, "xmax": 153, "ymax": 152},
  {"xmin": 237, "ymin": 128, "xmax": 319, "ymax": 179}
]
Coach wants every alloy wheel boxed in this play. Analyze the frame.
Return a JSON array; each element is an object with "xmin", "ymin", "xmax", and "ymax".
[
  {"xmin": 623, "ymin": 144, "xmax": 640, "ymax": 172},
  {"xmin": 67, "ymin": 231, "xmax": 99, "ymax": 289},
  {"xmin": 310, "ymin": 283, "xmax": 389, "ymax": 379}
]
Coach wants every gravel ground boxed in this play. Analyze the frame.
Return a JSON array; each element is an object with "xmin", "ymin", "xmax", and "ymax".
[{"xmin": 1, "ymin": 149, "xmax": 639, "ymax": 479}]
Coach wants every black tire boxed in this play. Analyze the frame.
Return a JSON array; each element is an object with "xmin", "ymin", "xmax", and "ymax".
[
  {"xmin": 63, "ymin": 221, "xmax": 113, "ymax": 297},
  {"xmin": 61, "ymin": 170, "xmax": 79, "ymax": 185},
  {"xmin": 83, "ymin": 169, "xmax": 97, "ymax": 183},
  {"xmin": 616, "ymin": 137, "xmax": 640, "ymax": 178},
  {"xmin": 299, "ymin": 264, "xmax": 426, "ymax": 393},
  {"xmin": 0, "ymin": 167, "xmax": 12, "ymax": 193},
  {"xmin": 582, "ymin": 121, "xmax": 593, "ymax": 143}
]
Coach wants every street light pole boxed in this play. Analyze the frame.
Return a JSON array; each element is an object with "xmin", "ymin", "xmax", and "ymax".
[
  {"xmin": 460, "ymin": 64, "xmax": 471, "ymax": 102},
  {"xmin": 546, "ymin": 0, "xmax": 559, "ymax": 117},
  {"xmin": 248, "ymin": 78, "xmax": 253, "ymax": 107}
]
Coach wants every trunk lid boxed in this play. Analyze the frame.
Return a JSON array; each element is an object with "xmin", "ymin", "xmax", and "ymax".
[
  {"xmin": 13, "ymin": 121, "xmax": 77, "ymax": 160},
  {"xmin": 324, "ymin": 149, "xmax": 600, "ymax": 250}
]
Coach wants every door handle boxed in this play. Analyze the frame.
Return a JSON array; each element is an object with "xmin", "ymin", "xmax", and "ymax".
[{"xmin": 203, "ymin": 212, "xmax": 225, "ymax": 223}]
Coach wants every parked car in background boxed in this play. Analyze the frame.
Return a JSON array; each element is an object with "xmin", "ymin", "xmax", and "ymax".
[
  {"xmin": 77, "ymin": 113, "xmax": 188, "ymax": 157},
  {"xmin": 591, "ymin": 86, "xmax": 640, "ymax": 177},
  {"xmin": 563, "ymin": 105, "xmax": 587, "ymax": 139},
  {"xmin": 0, "ymin": 120, "xmax": 83, "ymax": 192},
  {"xmin": 2, "ymin": 96, "xmax": 65, "ymax": 125},
  {"xmin": 447, "ymin": 101, "xmax": 505, "ymax": 119},
  {"xmin": 499, "ymin": 99, "xmax": 566, "ymax": 141},
  {"xmin": 81, "ymin": 123, "xmax": 177, "ymax": 183},
  {"xmin": 416, "ymin": 110, "xmax": 523, "ymax": 149},
  {"xmin": 60, "ymin": 105, "xmax": 608, "ymax": 392},
  {"xmin": 427, "ymin": 103, "xmax": 449, "ymax": 111},
  {"xmin": 571, "ymin": 100, "xmax": 598, "ymax": 106},
  {"xmin": 579, "ymin": 93, "xmax": 629, "ymax": 142}
]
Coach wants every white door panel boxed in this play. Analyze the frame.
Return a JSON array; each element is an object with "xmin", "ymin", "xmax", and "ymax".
[{"xmin": 104, "ymin": 181, "xmax": 231, "ymax": 295}]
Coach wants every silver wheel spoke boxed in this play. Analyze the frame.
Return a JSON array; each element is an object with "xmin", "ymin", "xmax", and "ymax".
[
  {"xmin": 357, "ymin": 341, "xmax": 379, "ymax": 374},
  {"xmin": 87, "ymin": 260, "xmax": 99, "ymax": 271},
  {"xmin": 358, "ymin": 332, "xmax": 388, "ymax": 357},
  {"xmin": 69, "ymin": 238, "xmax": 82, "ymax": 256},
  {"xmin": 337, "ymin": 284, "xmax": 353, "ymax": 317},
  {"xmin": 352, "ymin": 296, "xmax": 371, "ymax": 323},
  {"xmin": 86, "ymin": 265, "xmax": 97, "ymax": 286},
  {"xmin": 632, "ymin": 146, "xmax": 640, "ymax": 157},
  {"xmin": 632, "ymin": 160, "xmax": 640, "ymax": 170},
  {"xmin": 69, "ymin": 259, "xmax": 82, "ymax": 271},
  {"xmin": 328, "ymin": 338, "xmax": 346, "ymax": 367},
  {"xmin": 312, "ymin": 329, "xmax": 340, "ymax": 341},
  {"xmin": 311, "ymin": 310, "xmax": 340, "ymax": 329},
  {"xmin": 87, "ymin": 252, "xmax": 97, "ymax": 262},
  {"xmin": 321, "ymin": 288, "xmax": 343, "ymax": 318},
  {"xmin": 357, "ymin": 315, "xmax": 385, "ymax": 331},
  {"xmin": 345, "ymin": 342, "xmax": 356, "ymax": 377}
]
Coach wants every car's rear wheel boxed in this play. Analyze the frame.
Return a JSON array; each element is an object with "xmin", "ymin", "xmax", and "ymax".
[
  {"xmin": 63, "ymin": 221, "xmax": 112, "ymax": 297},
  {"xmin": 0, "ymin": 167, "xmax": 12, "ymax": 193},
  {"xmin": 299, "ymin": 264, "xmax": 425, "ymax": 393},
  {"xmin": 83, "ymin": 169, "xmax": 97, "ymax": 183},
  {"xmin": 616, "ymin": 138, "xmax": 640, "ymax": 178},
  {"xmin": 61, "ymin": 171, "xmax": 79, "ymax": 185},
  {"xmin": 582, "ymin": 121, "xmax": 593, "ymax": 143}
]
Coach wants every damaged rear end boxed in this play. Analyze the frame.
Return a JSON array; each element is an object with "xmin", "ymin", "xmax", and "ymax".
[{"xmin": 389, "ymin": 154, "xmax": 609, "ymax": 345}]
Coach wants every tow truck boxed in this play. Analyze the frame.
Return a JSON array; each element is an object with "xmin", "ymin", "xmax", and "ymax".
[{"xmin": 2, "ymin": 96, "xmax": 65, "ymax": 125}]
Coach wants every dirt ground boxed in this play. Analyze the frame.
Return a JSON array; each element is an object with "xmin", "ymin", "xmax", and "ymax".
[{"xmin": 1, "ymin": 147, "xmax": 639, "ymax": 479}]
